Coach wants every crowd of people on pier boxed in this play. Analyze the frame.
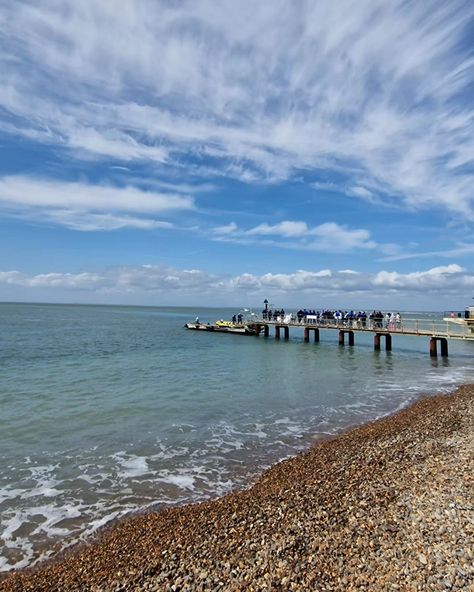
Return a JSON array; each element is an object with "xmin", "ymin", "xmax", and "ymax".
[
  {"xmin": 262, "ymin": 308, "xmax": 402, "ymax": 330},
  {"xmin": 262, "ymin": 308, "xmax": 286, "ymax": 321},
  {"xmin": 221, "ymin": 307, "xmax": 403, "ymax": 331}
]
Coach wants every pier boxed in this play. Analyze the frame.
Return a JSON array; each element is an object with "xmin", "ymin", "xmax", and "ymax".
[{"xmin": 250, "ymin": 317, "xmax": 474, "ymax": 357}]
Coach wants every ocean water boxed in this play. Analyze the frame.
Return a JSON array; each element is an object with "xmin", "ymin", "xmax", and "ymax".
[{"xmin": 0, "ymin": 302, "xmax": 473, "ymax": 572}]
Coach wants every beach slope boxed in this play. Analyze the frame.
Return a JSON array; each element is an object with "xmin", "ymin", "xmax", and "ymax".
[{"xmin": 1, "ymin": 385, "xmax": 473, "ymax": 591}]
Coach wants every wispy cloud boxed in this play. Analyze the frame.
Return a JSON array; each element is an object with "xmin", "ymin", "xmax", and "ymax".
[
  {"xmin": 44, "ymin": 212, "xmax": 174, "ymax": 232},
  {"xmin": 212, "ymin": 220, "xmax": 378, "ymax": 252},
  {"xmin": 0, "ymin": 175, "xmax": 193, "ymax": 230},
  {"xmin": 379, "ymin": 242, "xmax": 474, "ymax": 262},
  {"xmin": 0, "ymin": 0, "xmax": 472, "ymax": 217}
]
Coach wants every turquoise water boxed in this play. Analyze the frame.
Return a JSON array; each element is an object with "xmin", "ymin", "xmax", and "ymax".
[{"xmin": 1, "ymin": 303, "xmax": 473, "ymax": 571}]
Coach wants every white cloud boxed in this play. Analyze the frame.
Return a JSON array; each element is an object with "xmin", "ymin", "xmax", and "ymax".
[
  {"xmin": 379, "ymin": 242, "xmax": 474, "ymax": 262},
  {"xmin": 0, "ymin": 0, "xmax": 472, "ymax": 216},
  {"xmin": 255, "ymin": 270, "xmax": 333, "ymax": 291},
  {"xmin": 68, "ymin": 127, "xmax": 168, "ymax": 162},
  {"xmin": 0, "ymin": 266, "xmax": 218, "ymax": 292},
  {"xmin": 348, "ymin": 186, "xmax": 374, "ymax": 202},
  {"xmin": 212, "ymin": 222, "xmax": 238, "ymax": 235},
  {"xmin": 0, "ymin": 175, "xmax": 193, "ymax": 230},
  {"xmin": 0, "ymin": 176, "xmax": 192, "ymax": 214},
  {"xmin": 373, "ymin": 264, "xmax": 468, "ymax": 290},
  {"xmin": 0, "ymin": 270, "xmax": 104, "ymax": 289},
  {"xmin": 45, "ymin": 211, "xmax": 174, "ymax": 232},
  {"xmin": 310, "ymin": 223, "xmax": 375, "ymax": 251},
  {"xmin": 248, "ymin": 221, "xmax": 310, "ymax": 238},
  {"xmin": 2, "ymin": 264, "xmax": 472, "ymax": 303},
  {"xmin": 212, "ymin": 220, "xmax": 377, "ymax": 252}
]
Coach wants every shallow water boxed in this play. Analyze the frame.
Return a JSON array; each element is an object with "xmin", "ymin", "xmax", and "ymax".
[{"xmin": 0, "ymin": 303, "xmax": 473, "ymax": 571}]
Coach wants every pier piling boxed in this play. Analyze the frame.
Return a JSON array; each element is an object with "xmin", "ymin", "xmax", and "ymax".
[
  {"xmin": 248, "ymin": 318, "xmax": 462, "ymax": 357},
  {"xmin": 430, "ymin": 337, "xmax": 448, "ymax": 357},
  {"xmin": 274, "ymin": 325, "xmax": 289, "ymax": 340},
  {"xmin": 304, "ymin": 327, "xmax": 320, "ymax": 343},
  {"xmin": 338, "ymin": 330, "xmax": 355, "ymax": 346},
  {"xmin": 374, "ymin": 333, "xmax": 392, "ymax": 352}
]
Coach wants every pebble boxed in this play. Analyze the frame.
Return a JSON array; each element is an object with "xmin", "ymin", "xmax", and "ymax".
[{"xmin": 1, "ymin": 386, "xmax": 473, "ymax": 592}]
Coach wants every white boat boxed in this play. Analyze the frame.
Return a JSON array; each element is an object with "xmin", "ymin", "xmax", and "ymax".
[
  {"xmin": 443, "ymin": 305, "xmax": 474, "ymax": 334},
  {"xmin": 184, "ymin": 322, "xmax": 212, "ymax": 331},
  {"xmin": 184, "ymin": 321, "xmax": 257, "ymax": 335}
]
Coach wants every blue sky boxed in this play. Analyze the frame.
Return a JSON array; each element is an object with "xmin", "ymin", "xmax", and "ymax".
[{"xmin": 0, "ymin": 0, "xmax": 473, "ymax": 310}]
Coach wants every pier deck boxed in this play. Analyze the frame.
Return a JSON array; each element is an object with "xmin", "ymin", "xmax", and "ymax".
[{"xmin": 250, "ymin": 317, "xmax": 474, "ymax": 357}]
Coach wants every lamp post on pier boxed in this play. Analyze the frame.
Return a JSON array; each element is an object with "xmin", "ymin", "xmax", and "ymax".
[{"xmin": 263, "ymin": 299, "xmax": 268, "ymax": 320}]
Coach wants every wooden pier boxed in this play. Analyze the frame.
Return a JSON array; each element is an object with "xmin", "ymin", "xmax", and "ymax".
[{"xmin": 250, "ymin": 318, "xmax": 474, "ymax": 357}]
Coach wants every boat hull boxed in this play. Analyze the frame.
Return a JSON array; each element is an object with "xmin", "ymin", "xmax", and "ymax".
[{"xmin": 184, "ymin": 323, "xmax": 256, "ymax": 335}]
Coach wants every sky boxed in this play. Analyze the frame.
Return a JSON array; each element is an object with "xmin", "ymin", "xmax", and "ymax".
[{"xmin": 0, "ymin": 0, "xmax": 473, "ymax": 311}]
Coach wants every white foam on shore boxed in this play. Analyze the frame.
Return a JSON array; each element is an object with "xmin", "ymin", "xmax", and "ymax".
[
  {"xmin": 156, "ymin": 473, "xmax": 196, "ymax": 490},
  {"xmin": 0, "ymin": 487, "xmax": 25, "ymax": 505},
  {"xmin": 271, "ymin": 417, "xmax": 305, "ymax": 438},
  {"xmin": 149, "ymin": 443, "xmax": 190, "ymax": 461},
  {"xmin": 76, "ymin": 473, "xmax": 98, "ymax": 485},
  {"xmin": 0, "ymin": 540, "xmax": 33, "ymax": 572},
  {"xmin": 2, "ymin": 365, "xmax": 472, "ymax": 574},
  {"xmin": 0, "ymin": 502, "xmax": 85, "ymax": 571},
  {"xmin": 112, "ymin": 453, "xmax": 150, "ymax": 479}
]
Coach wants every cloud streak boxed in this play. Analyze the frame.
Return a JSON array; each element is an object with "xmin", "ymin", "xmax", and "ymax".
[
  {"xmin": 0, "ymin": 175, "xmax": 193, "ymax": 230},
  {"xmin": 0, "ymin": 0, "xmax": 473, "ymax": 217},
  {"xmin": 212, "ymin": 220, "xmax": 378, "ymax": 253}
]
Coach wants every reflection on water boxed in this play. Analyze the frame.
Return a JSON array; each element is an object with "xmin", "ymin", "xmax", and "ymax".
[
  {"xmin": 430, "ymin": 357, "xmax": 451, "ymax": 368},
  {"xmin": 372, "ymin": 351, "xmax": 394, "ymax": 373}
]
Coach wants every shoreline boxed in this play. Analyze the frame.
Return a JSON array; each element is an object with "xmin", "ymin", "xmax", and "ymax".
[{"xmin": 1, "ymin": 385, "xmax": 473, "ymax": 591}]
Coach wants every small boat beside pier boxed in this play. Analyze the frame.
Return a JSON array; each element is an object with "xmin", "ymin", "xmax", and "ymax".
[
  {"xmin": 443, "ymin": 305, "xmax": 474, "ymax": 334},
  {"xmin": 185, "ymin": 322, "xmax": 257, "ymax": 335}
]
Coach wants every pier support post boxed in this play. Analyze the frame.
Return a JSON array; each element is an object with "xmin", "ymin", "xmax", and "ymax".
[
  {"xmin": 374, "ymin": 333, "xmax": 380, "ymax": 351},
  {"xmin": 275, "ymin": 326, "xmax": 280, "ymax": 340},
  {"xmin": 430, "ymin": 337, "xmax": 448, "ymax": 357},
  {"xmin": 304, "ymin": 327, "xmax": 320, "ymax": 343},
  {"xmin": 440, "ymin": 338, "xmax": 448, "ymax": 357},
  {"xmin": 374, "ymin": 333, "xmax": 392, "ymax": 351},
  {"xmin": 264, "ymin": 324, "xmax": 269, "ymax": 337},
  {"xmin": 283, "ymin": 326, "xmax": 289, "ymax": 340},
  {"xmin": 339, "ymin": 330, "xmax": 354, "ymax": 346}
]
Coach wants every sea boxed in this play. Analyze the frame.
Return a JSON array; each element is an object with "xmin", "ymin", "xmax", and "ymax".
[{"xmin": 1, "ymin": 302, "xmax": 473, "ymax": 572}]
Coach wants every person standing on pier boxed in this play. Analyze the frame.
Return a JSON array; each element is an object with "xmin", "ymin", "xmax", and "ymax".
[{"xmin": 389, "ymin": 312, "xmax": 396, "ymax": 330}]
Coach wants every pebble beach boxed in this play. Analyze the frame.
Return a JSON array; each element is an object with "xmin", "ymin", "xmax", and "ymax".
[{"xmin": 1, "ymin": 385, "xmax": 473, "ymax": 592}]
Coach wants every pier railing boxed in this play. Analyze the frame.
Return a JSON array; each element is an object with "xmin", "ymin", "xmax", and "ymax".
[{"xmin": 255, "ymin": 316, "xmax": 474, "ymax": 340}]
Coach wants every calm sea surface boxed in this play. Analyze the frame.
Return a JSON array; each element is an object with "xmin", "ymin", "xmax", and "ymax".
[{"xmin": 1, "ymin": 302, "xmax": 473, "ymax": 571}]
